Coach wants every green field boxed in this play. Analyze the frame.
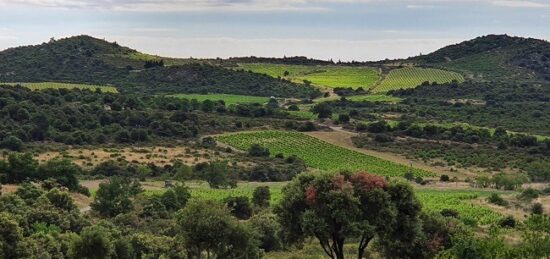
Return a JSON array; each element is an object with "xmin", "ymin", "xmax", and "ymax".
[
  {"xmin": 314, "ymin": 94, "xmax": 402, "ymax": 103},
  {"xmin": 238, "ymin": 63, "xmax": 380, "ymax": 89},
  {"xmin": 139, "ymin": 181, "xmax": 501, "ymax": 225},
  {"xmin": 1, "ymin": 82, "xmax": 118, "ymax": 93},
  {"xmin": 216, "ymin": 130, "xmax": 433, "ymax": 177},
  {"xmin": 373, "ymin": 67, "xmax": 464, "ymax": 93},
  {"xmin": 416, "ymin": 189, "xmax": 502, "ymax": 225},
  {"xmin": 169, "ymin": 93, "xmax": 270, "ymax": 105}
]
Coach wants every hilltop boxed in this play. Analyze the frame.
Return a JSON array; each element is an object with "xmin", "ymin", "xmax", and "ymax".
[{"xmin": 0, "ymin": 35, "xmax": 321, "ymax": 98}]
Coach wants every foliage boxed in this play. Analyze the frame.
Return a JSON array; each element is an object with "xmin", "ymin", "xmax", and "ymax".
[
  {"xmin": 224, "ymin": 196, "xmax": 253, "ymax": 220},
  {"xmin": 176, "ymin": 199, "xmax": 261, "ymax": 258},
  {"xmin": 91, "ymin": 177, "xmax": 141, "ymax": 217},
  {"xmin": 1, "ymin": 82, "xmax": 117, "ymax": 93},
  {"xmin": 252, "ymin": 186, "xmax": 271, "ymax": 208},
  {"xmin": 169, "ymin": 93, "xmax": 270, "ymax": 105},
  {"xmin": 275, "ymin": 172, "xmax": 424, "ymax": 259},
  {"xmin": 200, "ymin": 161, "xmax": 237, "ymax": 189}
]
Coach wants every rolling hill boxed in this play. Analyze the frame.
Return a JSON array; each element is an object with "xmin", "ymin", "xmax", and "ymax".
[
  {"xmin": 410, "ymin": 34, "xmax": 550, "ymax": 81},
  {"xmin": 0, "ymin": 36, "xmax": 321, "ymax": 98}
]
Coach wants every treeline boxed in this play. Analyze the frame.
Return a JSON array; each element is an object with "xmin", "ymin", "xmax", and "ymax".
[
  {"xmin": 0, "ymin": 86, "xmax": 312, "ymax": 150},
  {"xmin": 0, "ymin": 36, "xmax": 320, "ymax": 98}
]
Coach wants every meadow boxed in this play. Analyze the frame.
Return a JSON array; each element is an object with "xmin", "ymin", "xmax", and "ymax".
[
  {"xmin": 216, "ymin": 130, "xmax": 433, "ymax": 177},
  {"xmin": 1, "ymin": 82, "xmax": 118, "ymax": 93},
  {"xmin": 238, "ymin": 63, "xmax": 380, "ymax": 89},
  {"xmin": 373, "ymin": 67, "xmax": 464, "ymax": 93},
  {"xmin": 169, "ymin": 93, "xmax": 270, "ymax": 105},
  {"xmin": 135, "ymin": 181, "xmax": 502, "ymax": 225},
  {"xmin": 314, "ymin": 94, "xmax": 402, "ymax": 103}
]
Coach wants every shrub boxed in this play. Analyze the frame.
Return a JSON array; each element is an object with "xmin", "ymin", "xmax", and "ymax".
[
  {"xmin": 252, "ymin": 186, "xmax": 270, "ymax": 208},
  {"xmin": 440, "ymin": 209, "xmax": 459, "ymax": 218},
  {"xmin": 440, "ymin": 174, "xmax": 450, "ymax": 182},
  {"xmin": 248, "ymin": 144, "xmax": 270, "ymax": 157},
  {"xmin": 519, "ymin": 188, "xmax": 540, "ymax": 201},
  {"xmin": 498, "ymin": 216, "xmax": 516, "ymax": 228},
  {"xmin": 487, "ymin": 193, "xmax": 508, "ymax": 206},
  {"xmin": 532, "ymin": 203, "xmax": 544, "ymax": 215}
]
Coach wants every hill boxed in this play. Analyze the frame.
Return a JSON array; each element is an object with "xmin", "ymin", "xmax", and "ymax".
[
  {"xmin": 410, "ymin": 34, "xmax": 550, "ymax": 81},
  {"xmin": 0, "ymin": 36, "xmax": 321, "ymax": 98}
]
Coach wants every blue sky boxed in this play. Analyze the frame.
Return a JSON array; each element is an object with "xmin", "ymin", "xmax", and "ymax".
[{"xmin": 0, "ymin": 0, "xmax": 549, "ymax": 61}]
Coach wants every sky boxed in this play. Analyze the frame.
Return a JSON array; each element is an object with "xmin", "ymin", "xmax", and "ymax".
[{"xmin": 0, "ymin": 0, "xmax": 549, "ymax": 61}]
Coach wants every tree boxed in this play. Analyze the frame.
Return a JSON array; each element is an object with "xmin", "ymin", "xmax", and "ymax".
[
  {"xmin": 91, "ymin": 177, "xmax": 137, "ymax": 217},
  {"xmin": 248, "ymin": 144, "xmax": 270, "ymax": 157},
  {"xmin": 0, "ymin": 213, "xmax": 23, "ymax": 259},
  {"xmin": 224, "ymin": 196, "xmax": 252, "ymax": 220},
  {"xmin": 4, "ymin": 153, "xmax": 38, "ymax": 183},
  {"xmin": 38, "ymin": 159, "xmax": 81, "ymax": 190},
  {"xmin": 176, "ymin": 199, "xmax": 260, "ymax": 258},
  {"xmin": 338, "ymin": 114, "xmax": 350, "ymax": 124},
  {"xmin": 275, "ymin": 172, "xmax": 423, "ymax": 259},
  {"xmin": 311, "ymin": 102, "xmax": 332, "ymax": 119},
  {"xmin": 160, "ymin": 183, "xmax": 190, "ymax": 211},
  {"xmin": 252, "ymin": 186, "xmax": 271, "ymax": 208},
  {"xmin": 201, "ymin": 161, "xmax": 236, "ymax": 189},
  {"xmin": 0, "ymin": 135, "xmax": 23, "ymax": 151},
  {"xmin": 70, "ymin": 227, "xmax": 113, "ymax": 259},
  {"xmin": 249, "ymin": 212, "xmax": 282, "ymax": 252}
]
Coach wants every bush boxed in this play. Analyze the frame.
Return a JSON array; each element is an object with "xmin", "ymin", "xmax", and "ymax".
[
  {"xmin": 498, "ymin": 216, "xmax": 516, "ymax": 228},
  {"xmin": 440, "ymin": 174, "xmax": 450, "ymax": 182},
  {"xmin": 532, "ymin": 203, "xmax": 544, "ymax": 215},
  {"xmin": 287, "ymin": 104, "xmax": 299, "ymax": 111},
  {"xmin": 252, "ymin": 186, "xmax": 270, "ymax": 208},
  {"xmin": 225, "ymin": 196, "xmax": 253, "ymax": 220},
  {"xmin": 440, "ymin": 208, "xmax": 459, "ymax": 218},
  {"xmin": 519, "ymin": 188, "xmax": 540, "ymax": 200},
  {"xmin": 404, "ymin": 171, "xmax": 415, "ymax": 181},
  {"xmin": 487, "ymin": 193, "xmax": 508, "ymax": 206},
  {"xmin": 0, "ymin": 136, "xmax": 23, "ymax": 151},
  {"xmin": 248, "ymin": 144, "xmax": 270, "ymax": 157},
  {"xmin": 373, "ymin": 134, "xmax": 394, "ymax": 143}
]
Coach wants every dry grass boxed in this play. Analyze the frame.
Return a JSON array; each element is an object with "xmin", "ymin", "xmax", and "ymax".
[{"xmin": 35, "ymin": 146, "xmax": 228, "ymax": 168}]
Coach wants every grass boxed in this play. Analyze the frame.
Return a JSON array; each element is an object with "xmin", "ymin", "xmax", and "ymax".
[
  {"xmin": 1, "ymin": 82, "xmax": 118, "ymax": 93},
  {"xmin": 238, "ymin": 63, "xmax": 380, "ymax": 89},
  {"xmin": 168, "ymin": 93, "xmax": 270, "ymax": 105},
  {"xmin": 373, "ymin": 67, "xmax": 464, "ymax": 93},
  {"xmin": 314, "ymin": 94, "xmax": 402, "ymax": 103},
  {"xmin": 216, "ymin": 130, "xmax": 433, "ymax": 177},
  {"xmin": 416, "ymin": 189, "xmax": 503, "ymax": 225}
]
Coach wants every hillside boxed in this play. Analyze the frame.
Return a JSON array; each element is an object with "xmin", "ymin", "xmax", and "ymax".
[
  {"xmin": 0, "ymin": 36, "xmax": 321, "ymax": 98},
  {"xmin": 410, "ymin": 34, "xmax": 550, "ymax": 81}
]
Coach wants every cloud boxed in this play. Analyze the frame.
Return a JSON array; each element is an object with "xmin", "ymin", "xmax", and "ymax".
[{"xmin": 2, "ymin": 0, "xmax": 548, "ymax": 11}]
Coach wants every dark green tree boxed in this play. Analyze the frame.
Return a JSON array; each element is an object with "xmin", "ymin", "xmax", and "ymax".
[{"xmin": 252, "ymin": 186, "xmax": 271, "ymax": 208}]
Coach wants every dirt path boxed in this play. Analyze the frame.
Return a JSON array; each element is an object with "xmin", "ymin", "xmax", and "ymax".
[{"xmin": 305, "ymin": 130, "xmax": 449, "ymax": 177}]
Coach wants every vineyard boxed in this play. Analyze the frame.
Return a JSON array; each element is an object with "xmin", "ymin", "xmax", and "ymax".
[
  {"xmin": 373, "ymin": 67, "xmax": 464, "ymax": 93},
  {"xmin": 1, "ymin": 82, "xmax": 118, "ymax": 93},
  {"xmin": 169, "ymin": 93, "xmax": 270, "ymax": 105},
  {"xmin": 216, "ymin": 130, "xmax": 433, "ymax": 177},
  {"xmin": 416, "ymin": 189, "xmax": 503, "ymax": 225},
  {"xmin": 238, "ymin": 63, "xmax": 380, "ymax": 89}
]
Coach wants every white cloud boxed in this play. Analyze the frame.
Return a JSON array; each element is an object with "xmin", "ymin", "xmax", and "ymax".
[{"xmin": 1, "ymin": 0, "xmax": 548, "ymax": 11}]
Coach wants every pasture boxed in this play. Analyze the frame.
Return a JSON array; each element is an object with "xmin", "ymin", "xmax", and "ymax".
[
  {"xmin": 373, "ymin": 67, "xmax": 464, "ymax": 93},
  {"xmin": 216, "ymin": 130, "xmax": 433, "ymax": 177},
  {"xmin": 1, "ymin": 82, "xmax": 118, "ymax": 93},
  {"xmin": 238, "ymin": 63, "xmax": 380, "ymax": 89},
  {"xmin": 169, "ymin": 93, "xmax": 270, "ymax": 105}
]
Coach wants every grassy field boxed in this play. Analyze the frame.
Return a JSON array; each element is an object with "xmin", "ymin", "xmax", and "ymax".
[
  {"xmin": 238, "ymin": 63, "xmax": 380, "ymax": 89},
  {"xmin": 314, "ymin": 94, "xmax": 402, "ymax": 103},
  {"xmin": 373, "ymin": 67, "xmax": 464, "ymax": 93},
  {"xmin": 216, "ymin": 130, "xmax": 433, "ymax": 177},
  {"xmin": 1, "ymin": 82, "xmax": 118, "ymax": 93},
  {"xmin": 169, "ymin": 93, "xmax": 270, "ymax": 105},
  {"xmin": 416, "ymin": 189, "xmax": 502, "ymax": 225}
]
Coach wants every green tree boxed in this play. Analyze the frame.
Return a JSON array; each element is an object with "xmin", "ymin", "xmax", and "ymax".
[
  {"xmin": 177, "ymin": 199, "xmax": 260, "ymax": 258},
  {"xmin": 311, "ymin": 102, "xmax": 332, "ymax": 119},
  {"xmin": 70, "ymin": 227, "xmax": 113, "ymax": 259},
  {"xmin": 224, "ymin": 196, "xmax": 253, "ymax": 220},
  {"xmin": 38, "ymin": 159, "xmax": 81, "ymax": 190},
  {"xmin": 91, "ymin": 177, "xmax": 136, "ymax": 217},
  {"xmin": 0, "ymin": 213, "xmax": 23, "ymax": 259},
  {"xmin": 248, "ymin": 144, "xmax": 270, "ymax": 157},
  {"xmin": 275, "ymin": 172, "xmax": 423, "ymax": 259},
  {"xmin": 203, "ymin": 161, "xmax": 236, "ymax": 189},
  {"xmin": 0, "ymin": 135, "xmax": 24, "ymax": 151},
  {"xmin": 5, "ymin": 153, "xmax": 39, "ymax": 183},
  {"xmin": 249, "ymin": 212, "xmax": 282, "ymax": 252},
  {"xmin": 252, "ymin": 186, "xmax": 271, "ymax": 208}
]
